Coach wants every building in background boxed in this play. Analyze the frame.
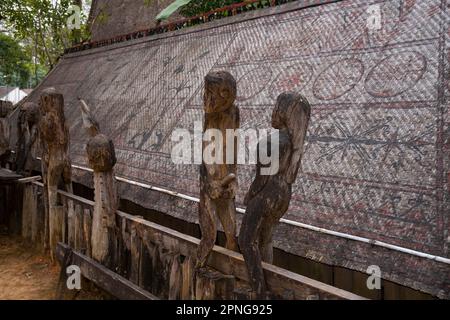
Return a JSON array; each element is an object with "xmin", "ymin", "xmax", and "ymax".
[{"xmin": 0, "ymin": 86, "xmax": 29, "ymax": 104}]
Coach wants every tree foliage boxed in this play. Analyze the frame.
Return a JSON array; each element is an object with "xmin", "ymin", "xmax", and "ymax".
[
  {"xmin": 0, "ymin": 0, "xmax": 91, "ymax": 79},
  {"xmin": 0, "ymin": 33, "xmax": 37, "ymax": 88},
  {"xmin": 157, "ymin": 0, "xmax": 271, "ymax": 21},
  {"xmin": 156, "ymin": 0, "xmax": 192, "ymax": 21}
]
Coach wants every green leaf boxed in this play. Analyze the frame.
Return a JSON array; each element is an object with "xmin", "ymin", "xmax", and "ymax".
[{"xmin": 156, "ymin": 0, "xmax": 192, "ymax": 21}]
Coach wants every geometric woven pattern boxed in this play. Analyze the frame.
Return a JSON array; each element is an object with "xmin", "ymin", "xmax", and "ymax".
[{"xmin": 24, "ymin": 0, "xmax": 449, "ymax": 261}]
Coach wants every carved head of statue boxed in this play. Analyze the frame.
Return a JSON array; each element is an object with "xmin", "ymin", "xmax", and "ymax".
[
  {"xmin": 39, "ymin": 87, "xmax": 68, "ymax": 145},
  {"xmin": 203, "ymin": 71, "xmax": 237, "ymax": 113},
  {"xmin": 271, "ymin": 92, "xmax": 311, "ymax": 183},
  {"xmin": 272, "ymin": 92, "xmax": 310, "ymax": 131},
  {"xmin": 86, "ymin": 134, "xmax": 117, "ymax": 172}
]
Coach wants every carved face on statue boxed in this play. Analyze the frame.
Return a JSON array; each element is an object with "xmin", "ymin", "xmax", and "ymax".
[
  {"xmin": 87, "ymin": 134, "xmax": 117, "ymax": 172},
  {"xmin": 203, "ymin": 71, "xmax": 237, "ymax": 114}
]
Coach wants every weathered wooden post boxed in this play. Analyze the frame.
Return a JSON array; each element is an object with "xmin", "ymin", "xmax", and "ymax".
[
  {"xmin": 238, "ymin": 92, "xmax": 310, "ymax": 299},
  {"xmin": 16, "ymin": 102, "xmax": 39, "ymax": 175},
  {"xmin": 196, "ymin": 71, "xmax": 240, "ymax": 269},
  {"xmin": 79, "ymin": 99, "xmax": 117, "ymax": 268},
  {"xmin": 39, "ymin": 88, "xmax": 73, "ymax": 261}
]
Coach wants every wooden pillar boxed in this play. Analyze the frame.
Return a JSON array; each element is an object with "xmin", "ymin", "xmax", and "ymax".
[
  {"xmin": 21, "ymin": 183, "xmax": 35, "ymax": 241},
  {"xmin": 79, "ymin": 99, "xmax": 118, "ymax": 268},
  {"xmin": 181, "ymin": 256, "xmax": 195, "ymax": 300},
  {"xmin": 38, "ymin": 88, "xmax": 73, "ymax": 260},
  {"xmin": 169, "ymin": 254, "xmax": 182, "ymax": 300},
  {"xmin": 74, "ymin": 204, "xmax": 84, "ymax": 252}
]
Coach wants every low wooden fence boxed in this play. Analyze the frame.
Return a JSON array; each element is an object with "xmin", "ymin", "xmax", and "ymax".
[{"xmin": 21, "ymin": 181, "xmax": 365, "ymax": 300}]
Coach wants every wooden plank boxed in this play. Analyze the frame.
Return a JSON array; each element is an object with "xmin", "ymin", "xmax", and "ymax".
[
  {"xmin": 9, "ymin": 183, "xmax": 24, "ymax": 235},
  {"xmin": 30, "ymin": 186, "xmax": 40, "ymax": 243},
  {"xmin": 17, "ymin": 176, "xmax": 42, "ymax": 184},
  {"xmin": 21, "ymin": 184, "xmax": 34, "ymax": 241},
  {"xmin": 383, "ymin": 279, "xmax": 400, "ymax": 300},
  {"xmin": 168, "ymin": 254, "xmax": 182, "ymax": 300},
  {"xmin": 74, "ymin": 204, "xmax": 83, "ymax": 252},
  {"xmin": 83, "ymin": 209, "xmax": 92, "ymax": 257},
  {"xmin": 195, "ymin": 267, "xmax": 235, "ymax": 300},
  {"xmin": 31, "ymin": 185, "xmax": 45, "ymax": 245},
  {"xmin": 56, "ymin": 242, "xmax": 158, "ymax": 300},
  {"xmin": 333, "ymin": 266, "xmax": 354, "ymax": 293},
  {"xmin": 61, "ymin": 200, "xmax": 67, "ymax": 244},
  {"xmin": 138, "ymin": 242, "xmax": 153, "ymax": 292},
  {"xmin": 116, "ymin": 215, "xmax": 129, "ymax": 277},
  {"xmin": 181, "ymin": 256, "xmax": 195, "ymax": 300},
  {"xmin": 67, "ymin": 202, "xmax": 75, "ymax": 248},
  {"xmin": 49, "ymin": 205, "xmax": 64, "ymax": 261},
  {"xmin": 129, "ymin": 222, "xmax": 141, "ymax": 284}
]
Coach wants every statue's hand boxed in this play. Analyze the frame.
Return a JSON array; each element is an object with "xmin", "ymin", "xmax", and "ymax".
[
  {"xmin": 221, "ymin": 180, "xmax": 237, "ymax": 199},
  {"xmin": 208, "ymin": 180, "xmax": 224, "ymax": 200}
]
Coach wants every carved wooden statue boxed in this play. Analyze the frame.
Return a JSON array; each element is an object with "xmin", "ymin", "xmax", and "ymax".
[
  {"xmin": 79, "ymin": 98, "xmax": 117, "ymax": 267},
  {"xmin": 39, "ymin": 88, "xmax": 73, "ymax": 260},
  {"xmin": 0, "ymin": 101, "xmax": 13, "ymax": 167},
  {"xmin": 238, "ymin": 92, "xmax": 310, "ymax": 298},
  {"xmin": 196, "ymin": 71, "xmax": 240, "ymax": 269},
  {"xmin": 16, "ymin": 102, "xmax": 39, "ymax": 174}
]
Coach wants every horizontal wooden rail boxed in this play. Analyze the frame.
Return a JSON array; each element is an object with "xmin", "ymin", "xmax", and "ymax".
[
  {"xmin": 119, "ymin": 211, "xmax": 366, "ymax": 300},
  {"xmin": 17, "ymin": 176, "xmax": 42, "ymax": 184},
  {"xmin": 56, "ymin": 242, "xmax": 159, "ymax": 300}
]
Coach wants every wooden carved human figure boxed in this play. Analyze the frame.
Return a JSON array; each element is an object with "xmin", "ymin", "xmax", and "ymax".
[
  {"xmin": 0, "ymin": 102, "xmax": 13, "ymax": 166},
  {"xmin": 39, "ymin": 88, "xmax": 73, "ymax": 259},
  {"xmin": 196, "ymin": 71, "xmax": 240, "ymax": 269},
  {"xmin": 16, "ymin": 102, "xmax": 39, "ymax": 174},
  {"xmin": 238, "ymin": 92, "xmax": 310, "ymax": 298},
  {"xmin": 80, "ymin": 99, "xmax": 117, "ymax": 267}
]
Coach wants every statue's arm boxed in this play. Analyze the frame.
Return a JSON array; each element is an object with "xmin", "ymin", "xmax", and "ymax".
[
  {"xmin": 286, "ymin": 147, "xmax": 302, "ymax": 184},
  {"xmin": 244, "ymin": 133, "xmax": 275, "ymax": 205},
  {"xmin": 244, "ymin": 147, "xmax": 269, "ymax": 205}
]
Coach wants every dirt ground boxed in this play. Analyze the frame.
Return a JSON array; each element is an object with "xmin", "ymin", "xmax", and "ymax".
[{"xmin": 0, "ymin": 233, "xmax": 108, "ymax": 300}]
